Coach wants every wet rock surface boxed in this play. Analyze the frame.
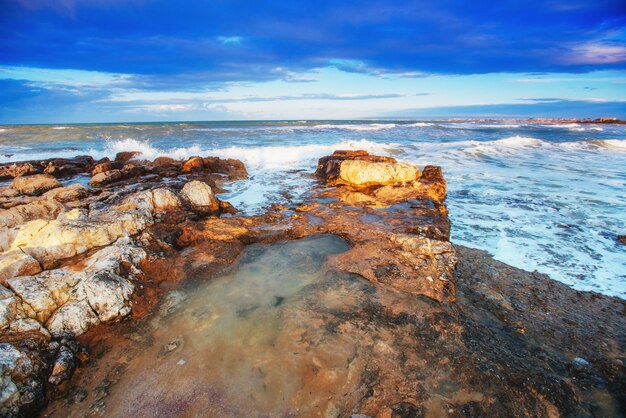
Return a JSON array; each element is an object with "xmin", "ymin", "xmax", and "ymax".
[{"xmin": 0, "ymin": 150, "xmax": 623, "ymax": 417}]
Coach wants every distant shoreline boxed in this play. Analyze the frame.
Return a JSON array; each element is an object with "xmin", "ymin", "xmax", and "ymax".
[{"xmin": 0, "ymin": 117, "xmax": 624, "ymax": 127}]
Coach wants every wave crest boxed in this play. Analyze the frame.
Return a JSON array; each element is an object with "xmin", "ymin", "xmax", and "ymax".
[{"xmin": 101, "ymin": 138, "xmax": 401, "ymax": 168}]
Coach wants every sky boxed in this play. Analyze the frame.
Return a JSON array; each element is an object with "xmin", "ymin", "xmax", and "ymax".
[{"xmin": 0, "ymin": 0, "xmax": 625, "ymax": 123}]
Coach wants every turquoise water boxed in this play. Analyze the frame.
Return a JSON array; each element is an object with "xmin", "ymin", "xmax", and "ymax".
[{"xmin": 1, "ymin": 120, "xmax": 625, "ymax": 297}]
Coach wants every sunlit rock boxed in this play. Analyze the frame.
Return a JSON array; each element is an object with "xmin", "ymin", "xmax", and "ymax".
[
  {"xmin": 10, "ymin": 174, "xmax": 61, "ymax": 196},
  {"xmin": 0, "ymin": 250, "xmax": 41, "ymax": 284},
  {"xmin": 180, "ymin": 180, "xmax": 220, "ymax": 215}
]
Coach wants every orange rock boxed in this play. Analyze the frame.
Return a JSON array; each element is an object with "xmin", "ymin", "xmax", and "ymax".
[{"xmin": 181, "ymin": 156, "xmax": 205, "ymax": 173}]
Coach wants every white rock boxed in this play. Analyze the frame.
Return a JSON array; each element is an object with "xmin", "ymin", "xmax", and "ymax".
[
  {"xmin": 151, "ymin": 188, "xmax": 181, "ymax": 210},
  {"xmin": 80, "ymin": 270, "xmax": 134, "ymax": 322},
  {"xmin": 180, "ymin": 181, "xmax": 219, "ymax": 214},
  {"xmin": 46, "ymin": 299, "xmax": 100, "ymax": 337}
]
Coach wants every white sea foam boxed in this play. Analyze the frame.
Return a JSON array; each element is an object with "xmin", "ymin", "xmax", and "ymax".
[
  {"xmin": 406, "ymin": 122, "xmax": 434, "ymax": 127},
  {"xmin": 104, "ymin": 138, "xmax": 204, "ymax": 161},
  {"xmin": 98, "ymin": 138, "xmax": 400, "ymax": 169},
  {"xmin": 587, "ymin": 139, "xmax": 626, "ymax": 150},
  {"xmin": 51, "ymin": 126, "xmax": 72, "ymax": 130},
  {"xmin": 542, "ymin": 123, "xmax": 580, "ymax": 129},
  {"xmin": 311, "ymin": 123, "xmax": 397, "ymax": 131},
  {"xmin": 568, "ymin": 126, "xmax": 604, "ymax": 132}
]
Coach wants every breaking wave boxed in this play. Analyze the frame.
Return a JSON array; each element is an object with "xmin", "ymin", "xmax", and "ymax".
[
  {"xmin": 587, "ymin": 139, "xmax": 626, "ymax": 150},
  {"xmin": 310, "ymin": 123, "xmax": 397, "ymax": 131},
  {"xmin": 101, "ymin": 138, "xmax": 401, "ymax": 168}
]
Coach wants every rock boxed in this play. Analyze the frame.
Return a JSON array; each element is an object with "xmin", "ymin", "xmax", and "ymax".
[
  {"xmin": 0, "ymin": 344, "xmax": 28, "ymax": 416},
  {"xmin": 48, "ymin": 347, "xmax": 76, "ymax": 385},
  {"xmin": 0, "ymin": 285, "xmax": 21, "ymax": 331},
  {"xmin": 151, "ymin": 188, "xmax": 181, "ymax": 211},
  {"xmin": 150, "ymin": 157, "xmax": 182, "ymax": 177},
  {"xmin": 180, "ymin": 181, "xmax": 220, "ymax": 215},
  {"xmin": 415, "ymin": 165, "xmax": 447, "ymax": 202},
  {"xmin": 56, "ymin": 208, "xmax": 88, "ymax": 221},
  {"xmin": 0, "ymin": 250, "xmax": 41, "ymax": 285},
  {"xmin": 0, "ymin": 156, "xmax": 94, "ymax": 180},
  {"xmin": 115, "ymin": 151, "xmax": 142, "ymax": 164},
  {"xmin": 89, "ymin": 164, "xmax": 145, "ymax": 187},
  {"xmin": 0, "ymin": 342, "xmax": 46, "ymax": 417},
  {"xmin": 10, "ymin": 174, "xmax": 61, "ymax": 196},
  {"xmin": 0, "ymin": 200, "xmax": 62, "ymax": 231},
  {"xmin": 7, "ymin": 268, "xmax": 81, "ymax": 323},
  {"xmin": 202, "ymin": 157, "xmax": 249, "ymax": 180},
  {"xmin": 5, "ymin": 239, "xmax": 146, "ymax": 338},
  {"xmin": 79, "ymin": 270, "xmax": 134, "ymax": 322},
  {"xmin": 91, "ymin": 161, "xmax": 121, "ymax": 176},
  {"xmin": 337, "ymin": 159, "xmax": 420, "ymax": 187},
  {"xmin": 316, "ymin": 150, "xmax": 420, "ymax": 187},
  {"xmin": 42, "ymin": 156, "xmax": 94, "ymax": 178},
  {"xmin": 42, "ymin": 184, "xmax": 89, "ymax": 203},
  {"xmin": 181, "ymin": 156, "xmax": 204, "ymax": 173},
  {"xmin": 8, "ymin": 318, "xmax": 50, "ymax": 338},
  {"xmin": 572, "ymin": 357, "xmax": 590, "ymax": 369},
  {"xmin": 46, "ymin": 299, "xmax": 100, "ymax": 337},
  {"xmin": 0, "ymin": 162, "xmax": 40, "ymax": 179},
  {"xmin": 10, "ymin": 208, "xmax": 150, "ymax": 268}
]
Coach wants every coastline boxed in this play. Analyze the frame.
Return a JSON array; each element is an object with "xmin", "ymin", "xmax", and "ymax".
[{"xmin": 0, "ymin": 150, "xmax": 624, "ymax": 417}]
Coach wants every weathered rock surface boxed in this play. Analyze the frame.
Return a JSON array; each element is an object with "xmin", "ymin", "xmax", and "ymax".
[
  {"xmin": 89, "ymin": 164, "xmax": 146, "ymax": 187},
  {"xmin": 0, "ymin": 342, "xmax": 46, "ymax": 417},
  {"xmin": 10, "ymin": 175, "xmax": 60, "ymax": 196},
  {"xmin": 0, "ymin": 156, "xmax": 95, "ymax": 180},
  {"xmin": 0, "ymin": 152, "xmax": 250, "ymax": 417},
  {"xmin": 316, "ymin": 150, "xmax": 418, "ymax": 186},
  {"xmin": 41, "ymin": 184, "xmax": 89, "ymax": 203},
  {"xmin": 5, "ymin": 149, "xmax": 623, "ymax": 418},
  {"xmin": 180, "ymin": 180, "xmax": 220, "ymax": 215},
  {"xmin": 0, "ymin": 251, "xmax": 41, "ymax": 285}
]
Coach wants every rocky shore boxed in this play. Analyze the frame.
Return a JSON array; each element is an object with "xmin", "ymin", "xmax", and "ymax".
[{"xmin": 0, "ymin": 150, "xmax": 623, "ymax": 417}]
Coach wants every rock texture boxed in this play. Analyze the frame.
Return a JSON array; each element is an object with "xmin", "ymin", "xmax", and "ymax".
[
  {"xmin": 316, "ymin": 150, "xmax": 420, "ymax": 186},
  {"xmin": 180, "ymin": 180, "xmax": 220, "ymax": 215},
  {"xmin": 0, "ymin": 156, "xmax": 95, "ymax": 180},
  {"xmin": 10, "ymin": 175, "xmax": 61, "ymax": 196},
  {"xmin": 0, "ymin": 152, "xmax": 248, "ymax": 416}
]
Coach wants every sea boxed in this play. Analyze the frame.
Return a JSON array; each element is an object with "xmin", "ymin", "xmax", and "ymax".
[{"xmin": 1, "ymin": 120, "xmax": 625, "ymax": 298}]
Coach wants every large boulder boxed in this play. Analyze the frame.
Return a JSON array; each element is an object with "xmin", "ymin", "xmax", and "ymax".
[
  {"xmin": 10, "ymin": 175, "xmax": 60, "ymax": 196},
  {"xmin": 316, "ymin": 150, "xmax": 420, "ymax": 187},
  {"xmin": 180, "ymin": 181, "xmax": 220, "ymax": 215},
  {"xmin": 151, "ymin": 188, "xmax": 181, "ymax": 211}
]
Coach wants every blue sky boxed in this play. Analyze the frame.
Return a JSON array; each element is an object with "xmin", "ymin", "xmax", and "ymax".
[{"xmin": 1, "ymin": 0, "xmax": 625, "ymax": 123}]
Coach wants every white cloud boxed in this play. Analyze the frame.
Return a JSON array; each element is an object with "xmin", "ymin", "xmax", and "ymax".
[{"xmin": 562, "ymin": 43, "xmax": 626, "ymax": 65}]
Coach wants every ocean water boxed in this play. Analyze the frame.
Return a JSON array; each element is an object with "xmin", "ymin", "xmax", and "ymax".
[{"xmin": 1, "ymin": 120, "xmax": 625, "ymax": 297}]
